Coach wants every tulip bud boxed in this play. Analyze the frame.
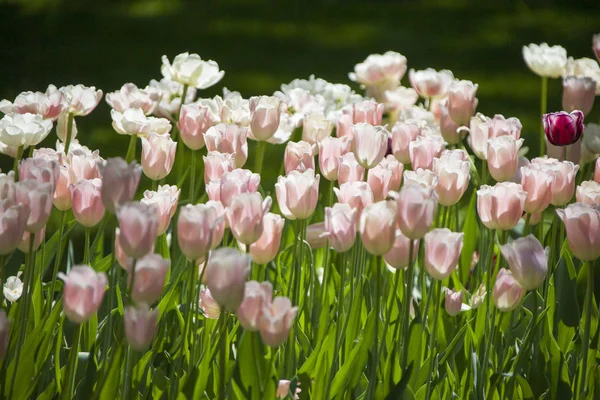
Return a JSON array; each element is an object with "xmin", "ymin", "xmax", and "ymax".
[
  {"xmin": 205, "ymin": 248, "xmax": 251, "ymax": 310},
  {"xmin": 117, "ymin": 202, "xmax": 159, "ymax": 259},
  {"xmin": 334, "ymin": 181, "xmax": 374, "ymax": 224},
  {"xmin": 205, "ymin": 124, "xmax": 249, "ymax": 168},
  {"xmin": 439, "ymin": 104, "xmax": 463, "ymax": 145},
  {"xmin": 227, "ymin": 193, "xmax": 272, "ymax": 245},
  {"xmin": 471, "ymin": 283, "xmax": 487, "ymax": 309},
  {"xmin": 529, "ymin": 159, "xmax": 580, "ymax": 206},
  {"xmin": 445, "ymin": 289, "xmax": 463, "ymax": 316},
  {"xmin": 487, "ymin": 136, "xmax": 524, "ymax": 182},
  {"xmin": 318, "ymin": 136, "xmax": 352, "ymax": 181},
  {"xmin": 520, "ymin": 165, "xmax": 554, "ymax": 214},
  {"xmin": 562, "ymin": 76, "xmax": 596, "ymax": 116},
  {"xmin": 276, "ymin": 169, "xmax": 320, "ymax": 220},
  {"xmin": 284, "ymin": 141, "xmax": 316, "ymax": 174},
  {"xmin": 500, "ymin": 235, "xmax": 548, "ymax": 291},
  {"xmin": 258, "ymin": 296, "xmax": 298, "ymax": 347},
  {"xmin": 19, "ymin": 157, "xmax": 59, "ymax": 189},
  {"xmin": 576, "ymin": 181, "xmax": 600, "ymax": 205},
  {"xmin": 250, "ymin": 96, "xmax": 282, "ymax": 141},
  {"xmin": 432, "ymin": 154, "xmax": 470, "ymax": 207},
  {"xmin": 15, "ymin": 179, "xmax": 54, "ymax": 232},
  {"xmin": 391, "ymin": 120, "xmax": 421, "ymax": 164},
  {"xmin": 337, "ymin": 153, "xmax": 365, "ymax": 185},
  {"xmin": 409, "ymin": 135, "xmax": 445, "ymax": 171},
  {"xmin": 177, "ymin": 202, "xmax": 224, "ymax": 260},
  {"xmin": 203, "ymin": 151, "xmax": 235, "ymax": 184},
  {"xmin": 140, "ymin": 132, "xmax": 176, "ymax": 181},
  {"xmin": 250, "ymin": 213, "xmax": 285, "ymax": 264},
  {"xmin": 101, "ymin": 158, "xmax": 142, "ymax": 213},
  {"xmin": 323, "ymin": 203, "xmax": 357, "ymax": 253},
  {"xmin": 352, "ymin": 123, "xmax": 389, "ymax": 169},
  {"xmin": 199, "ymin": 288, "xmax": 221, "ymax": 319},
  {"xmin": 384, "ymin": 229, "xmax": 418, "ymax": 270},
  {"xmin": 124, "ymin": 304, "xmax": 158, "ymax": 351},
  {"xmin": 424, "ymin": 228, "xmax": 464, "ymax": 280},
  {"xmin": 68, "ymin": 149, "xmax": 103, "ymax": 184},
  {"xmin": 59, "ymin": 265, "xmax": 107, "ymax": 323},
  {"xmin": 477, "ymin": 182, "xmax": 526, "ymax": 231},
  {"xmin": 141, "ymin": 185, "xmax": 180, "ymax": 236},
  {"xmin": 394, "ymin": 183, "xmax": 438, "ymax": 240},
  {"xmin": 359, "ymin": 200, "xmax": 396, "ymax": 256},
  {"xmin": 237, "ymin": 280, "xmax": 272, "ymax": 330},
  {"xmin": 70, "ymin": 178, "xmax": 105, "ymax": 227},
  {"xmin": 556, "ymin": 203, "xmax": 600, "ymax": 261},
  {"xmin": 130, "ymin": 253, "xmax": 170, "ymax": 304},
  {"xmin": 543, "ymin": 111, "xmax": 584, "ymax": 147},
  {"xmin": 302, "ymin": 112, "xmax": 333, "ymax": 144},
  {"xmin": 178, "ymin": 103, "xmax": 216, "ymax": 150},
  {"xmin": 447, "ymin": 80, "xmax": 478, "ymax": 126},
  {"xmin": 218, "ymin": 169, "xmax": 261, "ymax": 207},
  {"xmin": 493, "ymin": 269, "xmax": 524, "ymax": 312},
  {"xmin": 0, "ymin": 203, "xmax": 28, "ymax": 255},
  {"xmin": 18, "ymin": 227, "xmax": 45, "ymax": 253},
  {"xmin": 343, "ymin": 100, "xmax": 384, "ymax": 125},
  {"xmin": 0, "ymin": 310, "xmax": 8, "ymax": 360},
  {"xmin": 54, "ymin": 165, "xmax": 72, "ymax": 211}
]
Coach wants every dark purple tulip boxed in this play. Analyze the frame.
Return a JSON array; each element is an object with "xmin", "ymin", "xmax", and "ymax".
[
  {"xmin": 542, "ymin": 110, "xmax": 584, "ymax": 146},
  {"xmin": 562, "ymin": 76, "xmax": 595, "ymax": 116}
]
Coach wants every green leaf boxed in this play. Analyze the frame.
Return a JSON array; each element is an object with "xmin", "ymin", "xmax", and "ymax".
[
  {"xmin": 516, "ymin": 376, "xmax": 534, "ymax": 400},
  {"xmin": 98, "ymin": 345, "xmax": 123, "ymax": 399},
  {"xmin": 459, "ymin": 191, "xmax": 478, "ymax": 284},
  {"xmin": 554, "ymin": 259, "xmax": 580, "ymax": 328}
]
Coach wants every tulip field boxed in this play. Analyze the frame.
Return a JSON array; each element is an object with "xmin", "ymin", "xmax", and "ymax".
[{"xmin": 0, "ymin": 35, "xmax": 600, "ymax": 400}]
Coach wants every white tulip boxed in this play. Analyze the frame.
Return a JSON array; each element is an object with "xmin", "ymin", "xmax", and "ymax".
[
  {"xmin": 522, "ymin": 43, "xmax": 568, "ymax": 78},
  {"xmin": 161, "ymin": 52, "xmax": 224, "ymax": 90},
  {"xmin": 0, "ymin": 113, "xmax": 53, "ymax": 147}
]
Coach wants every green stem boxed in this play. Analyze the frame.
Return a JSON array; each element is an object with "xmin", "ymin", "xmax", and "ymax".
[
  {"xmin": 424, "ymin": 279, "xmax": 442, "ymax": 400},
  {"xmin": 125, "ymin": 134, "xmax": 137, "ymax": 163},
  {"xmin": 540, "ymin": 76, "xmax": 548, "ymax": 157},
  {"xmin": 63, "ymin": 323, "xmax": 82, "ymax": 399},
  {"xmin": 101, "ymin": 216, "xmax": 117, "ymax": 368},
  {"xmin": 481, "ymin": 160, "xmax": 487, "ymax": 186},
  {"xmin": 183, "ymin": 259, "xmax": 198, "ymax": 364},
  {"xmin": 254, "ymin": 140, "xmax": 267, "ymax": 175},
  {"xmin": 127, "ymin": 258, "xmax": 138, "ymax": 301},
  {"xmin": 219, "ymin": 312, "xmax": 229, "ymax": 400},
  {"xmin": 63, "ymin": 113, "xmax": 75, "ymax": 155},
  {"xmin": 562, "ymin": 145, "xmax": 568, "ymax": 162},
  {"xmin": 482, "ymin": 304, "xmax": 498, "ymax": 397},
  {"xmin": 83, "ymin": 227, "xmax": 90, "ymax": 265},
  {"xmin": 523, "ymin": 213, "xmax": 531, "ymax": 236},
  {"xmin": 578, "ymin": 262, "xmax": 594, "ymax": 399},
  {"xmin": 189, "ymin": 149, "xmax": 197, "ymax": 204},
  {"xmin": 122, "ymin": 346, "xmax": 134, "ymax": 399},
  {"xmin": 400, "ymin": 240, "xmax": 416, "ymax": 370},
  {"xmin": 366, "ymin": 256, "xmax": 383, "ymax": 399},
  {"xmin": 484, "ymin": 230, "xmax": 496, "ymax": 322},
  {"xmin": 12, "ymin": 145, "xmax": 24, "ymax": 180},
  {"xmin": 47, "ymin": 211, "xmax": 68, "ymax": 314},
  {"xmin": 152, "ymin": 179, "xmax": 158, "ymax": 192}
]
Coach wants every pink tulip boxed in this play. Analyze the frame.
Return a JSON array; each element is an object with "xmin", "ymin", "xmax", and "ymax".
[
  {"xmin": 0, "ymin": 310, "xmax": 8, "ymax": 360},
  {"xmin": 487, "ymin": 136, "xmax": 524, "ymax": 182},
  {"xmin": 276, "ymin": 169, "xmax": 320, "ymax": 220},
  {"xmin": 277, "ymin": 380, "xmax": 301, "ymax": 400},
  {"xmin": 54, "ymin": 165, "xmax": 72, "ymax": 211},
  {"xmin": 379, "ymin": 155, "xmax": 404, "ymax": 191},
  {"xmin": 318, "ymin": 136, "xmax": 352, "ymax": 181},
  {"xmin": 337, "ymin": 153, "xmax": 365, "ymax": 185},
  {"xmin": 2, "ymin": 86, "xmax": 66, "ymax": 120},
  {"xmin": 178, "ymin": 103, "xmax": 216, "ymax": 150},
  {"xmin": 447, "ymin": 80, "xmax": 479, "ymax": 126},
  {"xmin": 439, "ymin": 104, "xmax": 463, "ymax": 145},
  {"xmin": 15, "ymin": 179, "xmax": 53, "ymax": 232},
  {"xmin": 352, "ymin": 123, "xmax": 389, "ymax": 169},
  {"xmin": 334, "ymin": 181, "xmax": 374, "ymax": 224},
  {"xmin": 349, "ymin": 51, "xmax": 407, "ymax": 101},
  {"xmin": 366, "ymin": 163, "xmax": 393, "ymax": 202},
  {"xmin": 489, "ymin": 114, "xmax": 522, "ymax": 139},
  {"xmin": 391, "ymin": 120, "xmax": 421, "ymax": 164},
  {"xmin": 359, "ymin": 200, "xmax": 396, "ymax": 255},
  {"xmin": 467, "ymin": 114, "xmax": 492, "ymax": 160},
  {"xmin": 530, "ymin": 158, "xmax": 580, "ymax": 206},
  {"xmin": 477, "ymin": 182, "xmax": 526, "ymax": 231},
  {"xmin": 519, "ymin": 165, "xmax": 552, "ymax": 214},
  {"xmin": 335, "ymin": 113, "xmax": 354, "ymax": 140},
  {"xmin": 493, "ymin": 269, "xmax": 524, "ymax": 312},
  {"xmin": 68, "ymin": 149, "xmax": 103, "ymax": 184},
  {"xmin": 124, "ymin": 304, "xmax": 158, "ymax": 351},
  {"xmin": 342, "ymin": 100, "xmax": 384, "ymax": 125},
  {"xmin": 424, "ymin": 228, "xmax": 464, "ymax": 280},
  {"xmin": 409, "ymin": 68, "xmax": 454, "ymax": 99},
  {"xmin": 227, "ymin": 193, "xmax": 272, "ymax": 245},
  {"xmin": 200, "ymin": 288, "xmax": 221, "ymax": 319},
  {"xmin": 105, "ymin": 83, "xmax": 158, "ymax": 115},
  {"xmin": 140, "ymin": 132, "xmax": 176, "ymax": 180},
  {"xmin": 250, "ymin": 213, "xmax": 285, "ymax": 264},
  {"xmin": 205, "ymin": 247, "xmax": 251, "ymax": 310},
  {"xmin": 218, "ymin": 169, "xmax": 261, "ymax": 207},
  {"xmin": 595, "ymin": 158, "xmax": 600, "ymax": 184},
  {"xmin": 203, "ymin": 151, "xmax": 235, "ymax": 184},
  {"xmin": 562, "ymin": 76, "xmax": 596, "ymax": 116},
  {"xmin": 130, "ymin": 253, "xmax": 169, "ymax": 304},
  {"xmin": 19, "ymin": 157, "xmax": 59, "ymax": 189},
  {"xmin": 403, "ymin": 168, "xmax": 438, "ymax": 189},
  {"xmin": 249, "ymin": 96, "xmax": 282, "ymax": 141},
  {"xmin": 323, "ymin": 203, "xmax": 357, "ymax": 253},
  {"xmin": 177, "ymin": 203, "xmax": 225, "ymax": 260},
  {"xmin": 205, "ymin": 124, "xmax": 249, "ymax": 168},
  {"xmin": 117, "ymin": 202, "xmax": 158, "ymax": 259},
  {"xmin": 100, "ymin": 158, "xmax": 142, "ymax": 213},
  {"xmin": 284, "ymin": 141, "xmax": 316, "ymax": 174},
  {"xmin": 445, "ymin": 289, "xmax": 463, "ymax": 316},
  {"xmin": 394, "ymin": 183, "xmax": 438, "ymax": 240},
  {"xmin": 236, "ymin": 280, "xmax": 273, "ymax": 330},
  {"xmin": 432, "ymin": 155, "xmax": 470, "ymax": 206},
  {"xmin": 70, "ymin": 178, "xmax": 105, "ymax": 227},
  {"xmin": 302, "ymin": 112, "xmax": 333, "ymax": 144},
  {"xmin": 0, "ymin": 172, "xmax": 16, "ymax": 203},
  {"xmin": 115, "ymin": 228, "xmax": 135, "ymax": 271},
  {"xmin": 500, "ymin": 235, "xmax": 548, "ymax": 291},
  {"xmin": 0, "ymin": 203, "xmax": 28, "ymax": 255},
  {"xmin": 59, "ymin": 265, "xmax": 107, "ymax": 323},
  {"xmin": 258, "ymin": 296, "xmax": 298, "ymax": 347},
  {"xmin": 18, "ymin": 227, "xmax": 45, "ymax": 253},
  {"xmin": 556, "ymin": 202, "xmax": 600, "ymax": 261},
  {"xmin": 384, "ymin": 229, "xmax": 418, "ymax": 269},
  {"xmin": 576, "ymin": 181, "xmax": 600, "ymax": 205},
  {"xmin": 409, "ymin": 135, "xmax": 445, "ymax": 170},
  {"xmin": 141, "ymin": 185, "xmax": 180, "ymax": 235}
]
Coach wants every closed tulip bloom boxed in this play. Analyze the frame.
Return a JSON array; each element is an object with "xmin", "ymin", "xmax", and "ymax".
[
  {"xmin": 489, "ymin": 114, "xmax": 523, "ymax": 140},
  {"xmin": 141, "ymin": 132, "xmax": 176, "ymax": 180},
  {"xmin": 106, "ymin": 83, "xmax": 158, "ymax": 115},
  {"xmin": 219, "ymin": 169, "xmax": 261, "ymax": 207},
  {"xmin": 250, "ymin": 213, "xmax": 285, "ymax": 264},
  {"xmin": 522, "ymin": 43, "xmax": 568, "ymax": 78},
  {"xmin": 19, "ymin": 157, "xmax": 59, "ymax": 189},
  {"xmin": 349, "ymin": 51, "xmax": 407, "ymax": 101},
  {"xmin": 380, "ymin": 155, "xmax": 404, "ymax": 190},
  {"xmin": 203, "ymin": 151, "xmax": 235, "ymax": 184},
  {"xmin": 562, "ymin": 76, "xmax": 595, "ymax": 116},
  {"xmin": 178, "ymin": 203, "xmax": 224, "ymax": 260},
  {"xmin": 543, "ymin": 111, "xmax": 584, "ymax": 146},
  {"xmin": 59, "ymin": 265, "xmax": 107, "ymax": 323},
  {"xmin": 359, "ymin": 200, "xmax": 396, "ymax": 255},
  {"xmin": 335, "ymin": 113, "xmax": 353, "ymax": 140},
  {"xmin": 276, "ymin": 169, "xmax": 320, "ymax": 220},
  {"xmin": 0, "ymin": 86, "xmax": 66, "ymax": 120},
  {"xmin": 424, "ymin": 228, "xmax": 464, "ymax": 280},
  {"xmin": 141, "ymin": 185, "xmax": 180, "ymax": 235},
  {"xmin": 501, "ymin": 235, "xmax": 548, "ymax": 291},
  {"xmin": 342, "ymin": 100, "xmax": 384, "ymax": 125},
  {"xmin": 409, "ymin": 135, "xmax": 446, "ymax": 171},
  {"xmin": 302, "ymin": 112, "xmax": 333, "ymax": 144},
  {"xmin": 334, "ymin": 181, "xmax": 374, "ymax": 224},
  {"xmin": 54, "ymin": 165, "xmax": 72, "ymax": 211},
  {"xmin": 367, "ymin": 163, "xmax": 393, "ymax": 202},
  {"xmin": 258, "ymin": 296, "xmax": 298, "ymax": 347},
  {"xmin": 409, "ymin": 68, "xmax": 455, "ymax": 99},
  {"xmin": 284, "ymin": 141, "xmax": 316, "ymax": 174},
  {"xmin": 384, "ymin": 229, "xmax": 418, "ymax": 269},
  {"xmin": 130, "ymin": 254, "xmax": 170, "ymax": 304},
  {"xmin": 391, "ymin": 120, "xmax": 421, "ymax": 164},
  {"xmin": 403, "ymin": 168, "xmax": 438, "ymax": 189},
  {"xmin": 324, "ymin": 203, "xmax": 357, "ymax": 253},
  {"xmin": 493, "ymin": 269, "xmax": 525, "ymax": 312},
  {"xmin": 0, "ymin": 203, "xmax": 28, "ymax": 255},
  {"xmin": 318, "ymin": 136, "xmax": 352, "ymax": 181},
  {"xmin": 161, "ymin": 53, "xmax": 224, "ymax": 89},
  {"xmin": 237, "ymin": 280, "xmax": 273, "ymax": 330},
  {"xmin": 68, "ymin": 149, "xmax": 103, "ymax": 183},
  {"xmin": 16, "ymin": 180, "xmax": 53, "ymax": 232},
  {"xmin": 445, "ymin": 289, "xmax": 464, "ymax": 316},
  {"xmin": 117, "ymin": 202, "xmax": 158, "ymax": 259},
  {"xmin": 556, "ymin": 203, "xmax": 600, "ymax": 261},
  {"xmin": 0, "ymin": 113, "xmax": 53, "ymax": 148},
  {"xmin": 576, "ymin": 181, "xmax": 600, "ymax": 205},
  {"xmin": 58, "ymin": 84, "xmax": 103, "ymax": 116},
  {"xmin": 467, "ymin": 114, "xmax": 492, "ymax": 160},
  {"xmin": 199, "ymin": 288, "xmax": 221, "ymax": 319},
  {"xmin": 124, "ymin": 304, "xmax": 158, "ymax": 351},
  {"xmin": 487, "ymin": 136, "xmax": 524, "ymax": 182},
  {"xmin": 101, "ymin": 158, "xmax": 142, "ymax": 213},
  {"xmin": 439, "ymin": 104, "xmax": 463, "ymax": 145},
  {"xmin": 432, "ymin": 156, "xmax": 470, "ymax": 206},
  {"xmin": 352, "ymin": 123, "xmax": 389, "ymax": 169},
  {"xmin": 178, "ymin": 103, "xmax": 216, "ymax": 150},
  {"xmin": 115, "ymin": 228, "xmax": 143, "ymax": 272},
  {"xmin": 227, "ymin": 193, "xmax": 272, "ymax": 245},
  {"xmin": 205, "ymin": 124, "xmax": 249, "ymax": 168},
  {"xmin": 520, "ymin": 165, "xmax": 554, "ymax": 214},
  {"xmin": 548, "ymin": 160, "xmax": 579, "ymax": 206},
  {"xmin": 477, "ymin": 182, "xmax": 526, "ymax": 231},
  {"xmin": 395, "ymin": 183, "xmax": 438, "ymax": 240},
  {"xmin": 70, "ymin": 178, "xmax": 105, "ymax": 227},
  {"xmin": 447, "ymin": 80, "xmax": 479, "ymax": 126},
  {"xmin": 205, "ymin": 247, "xmax": 251, "ymax": 310},
  {"xmin": 249, "ymin": 96, "xmax": 282, "ymax": 141},
  {"xmin": 337, "ymin": 153, "xmax": 365, "ymax": 185}
]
